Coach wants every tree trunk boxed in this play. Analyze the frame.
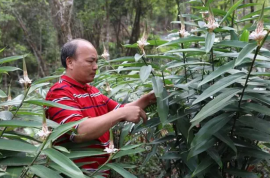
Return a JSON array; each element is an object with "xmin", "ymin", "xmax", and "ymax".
[
  {"xmin": 48, "ymin": 0, "xmax": 73, "ymax": 46},
  {"xmin": 126, "ymin": 0, "xmax": 142, "ymax": 56},
  {"xmin": 13, "ymin": 11, "xmax": 47, "ymax": 77},
  {"xmin": 250, "ymin": 0, "xmax": 254, "ymax": 24},
  {"xmin": 175, "ymin": 0, "xmax": 181, "ymax": 28}
]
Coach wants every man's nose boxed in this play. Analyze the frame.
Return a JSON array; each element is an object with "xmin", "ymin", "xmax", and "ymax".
[{"xmin": 92, "ymin": 62, "xmax": 98, "ymax": 70}]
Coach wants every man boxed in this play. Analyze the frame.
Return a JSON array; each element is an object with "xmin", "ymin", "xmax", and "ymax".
[{"xmin": 45, "ymin": 39, "xmax": 156, "ymax": 174}]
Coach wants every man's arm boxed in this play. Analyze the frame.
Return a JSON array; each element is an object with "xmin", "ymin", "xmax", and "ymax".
[{"xmin": 73, "ymin": 106, "xmax": 147, "ymax": 143}]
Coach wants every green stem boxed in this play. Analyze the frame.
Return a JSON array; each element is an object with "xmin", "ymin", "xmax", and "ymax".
[
  {"xmin": 161, "ymin": 71, "xmax": 166, "ymax": 86},
  {"xmin": 231, "ymin": 0, "xmax": 235, "ymax": 28},
  {"xmin": 90, "ymin": 151, "xmax": 119, "ymax": 177},
  {"xmin": 0, "ymin": 85, "xmax": 31, "ymax": 138},
  {"xmin": 181, "ymin": 43, "xmax": 188, "ymax": 83},
  {"xmin": 20, "ymin": 132, "xmax": 51, "ymax": 178},
  {"xmin": 231, "ymin": 31, "xmax": 270, "ymax": 136}
]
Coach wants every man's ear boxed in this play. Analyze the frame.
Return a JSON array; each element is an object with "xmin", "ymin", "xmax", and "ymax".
[{"xmin": 66, "ymin": 57, "xmax": 74, "ymax": 70}]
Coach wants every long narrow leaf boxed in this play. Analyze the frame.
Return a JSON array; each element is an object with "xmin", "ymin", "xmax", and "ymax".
[{"xmin": 219, "ymin": 0, "xmax": 244, "ymax": 25}]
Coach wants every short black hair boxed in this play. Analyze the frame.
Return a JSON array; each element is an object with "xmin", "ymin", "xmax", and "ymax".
[{"xmin": 60, "ymin": 40, "xmax": 78, "ymax": 68}]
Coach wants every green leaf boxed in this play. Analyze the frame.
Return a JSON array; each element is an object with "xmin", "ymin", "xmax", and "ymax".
[
  {"xmin": 64, "ymin": 150, "xmax": 107, "ymax": 159},
  {"xmin": 238, "ymin": 116, "xmax": 270, "ymax": 135},
  {"xmin": 113, "ymin": 148, "xmax": 145, "ymax": 159},
  {"xmin": 167, "ymin": 48, "xmax": 205, "ymax": 53},
  {"xmin": 120, "ymin": 144, "xmax": 142, "ymax": 151},
  {"xmin": 235, "ymin": 128, "xmax": 270, "ymax": 142},
  {"xmin": 190, "ymin": 113, "xmax": 231, "ymax": 148},
  {"xmin": 0, "ymin": 156, "xmax": 33, "ymax": 166},
  {"xmin": 106, "ymin": 163, "xmax": 137, "ymax": 178},
  {"xmin": 134, "ymin": 53, "xmax": 143, "ymax": 62},
  {"xmin": 140, "ymin": 65, "xmax": 152, "ymax": 82},
  {"xmin": 224, "ymin": 169, "xmax": 258, "ymax": 178},
  {"xmin": 216, "ymin": 40, "xmax": 247, "ymax": 48},
  {"xmin": 235, "ymin": 43, "xmax": 257, "ymax": 67},
  {"xmin": 0, "ymin": 111, "xmax": 13, "ymax": 120},
  {"xmin": 24, "ymin": 100, "xmax": 79, "ymax": 110},
  {"xmin": 242, "ymin": 103, "xmax": 270, "ymax": 117},
  {"xmin": 152, "ymin": 77, "xmax": 169, "ymax": 124},
  {"xmin": 198, "ymin": 60, "xmax": 234, "ymax": 86},
  {"xmin": 45, "ymin": 118, "xmax": 87, "ymax": 147},
  {"xmin": 214, "ymin": 131, "xmax": 237, "ymax": 153},
  {"xmin": 0, "ymin": 89, "xmax": 7, "ymax": 98},
  {"xmin": 188, "ymin": 137, "xmax": 216, "ymax": 159},
  {"xmin": 241, "ymin": 148, "xmax": 270, "ymax": 159},
  {"xmin": 28, "ymin": 83, "xmax": 50, "ymax": 94},
  {"xmin": 32, "ymin": 75, "xmax": 61, "ymax": 85},
  {"xmin": 157, "ymin": 36, "xmax": 205, "ymax": 48},
  {"xmin": 193, "ymin": 72, "xmax": 245, "ymax": 104},
  {"xmin": 5, "ymin": 166, "xmax": 23, "ymax": 178},
  {"xmin": 240, "ymin": 29, "xmax": 250, "ymax": 43},
  {"xmin": 165, "ymin": 62, "xmax": 209, "ymax": 69},
  {"xmin": 119, "ymin": 123, "xmax": 133, "ymax": 147},
  {"xmin": 160, "ymin": 152, "xmax": 181, "ymax": 159},
  {"xmin": 219, "ymin": 0, "xmax": 243, "ymax": 25},
  {"xmin": 0, "ymin": 139, "xmax": 36, "ymax": 153},
  {"xmin": 30, "ymin": 165, "xmax": 63, "ymax": 178},
  {"xmin": 190, "ymin": 89, "xmax": 240, "ymax": 128},
  {"xmin": 0, "ymin": 55, "xmax": 26, "ymax": 64},
  {"xmin": 150, "ymin": 135, "xmax": 175, "ymax": 144},
  {"xmin": 205, "ymin": 32, "xmax": 215, "ymax": 53},
  {"xmin": 109, "ymin": 56, "xmax": 135, "ymax": 63},
  {"xmin": 0, "ymin": 66, "xmax": 21, "ymax": 73},
  {"xmin": 192, "ymin": 157, "xmax": 214, "ymax": 177},
  {"xmin": 53, "ymin": 146, "xmax": 70, "ymax": 153},
  {"xmin": 207, "ymin": 148, "xmax": 223, "ymax": 168},
  {"xmin": 0, "ymin": 120, "xmax": 42, "ymax": 128},
  {"xmin": 43, "ymin": 148, "xmax": 84, "ymax": 178}
]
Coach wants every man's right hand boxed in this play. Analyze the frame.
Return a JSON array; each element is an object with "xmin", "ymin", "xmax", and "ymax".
[{"xmin": 120, "ymin": 106, "xmax": 147, "ymax": 124}]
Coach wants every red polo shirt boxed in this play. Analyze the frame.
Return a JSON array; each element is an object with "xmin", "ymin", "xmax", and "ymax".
[{"xmin": 45, "ymin": 75, "xmax": 123, "ymax": 172}]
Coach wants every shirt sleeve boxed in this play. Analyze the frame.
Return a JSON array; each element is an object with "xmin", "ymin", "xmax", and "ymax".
[
  {"xmin": 46, "ymin": 88, "xmax": 83, "ymax": 141},
  {"xmin": 101, "ymin": 94, "xmax": 125, "ymax": 112}
]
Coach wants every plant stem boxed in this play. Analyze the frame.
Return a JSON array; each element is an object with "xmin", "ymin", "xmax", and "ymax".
[
  {"xmin": 231, "ymin": 31, "xmax": 270, "ymax": 136},
  {"xmin": 238, "ymin": 46, "xmax": 260, "ymax": 107},
  {"xmin": 181, "ymin": 43, "xmax": 188, "ymax": 83},
  {"xmin": 20, "ymin": 133, "xmax": 51, "ymax": 178},
  {"xmin": 90, "ymin": 151, "xmax": 119, "ymax": 177},
  {"xmin": 161, "ymin": 71, "xmax": 166, "ymax": 86},
  {"xmin": 0, "ymin": 86, "xmax": 31, "ymax": 138},
  {"xmin": 231, "ymin": 0, "xmax": 235, "ymax": 28}
]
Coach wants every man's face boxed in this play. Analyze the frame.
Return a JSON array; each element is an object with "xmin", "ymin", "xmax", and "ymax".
[{"xmin": 68, "ymin": 41, "xmax": 98, "ymax": 84}]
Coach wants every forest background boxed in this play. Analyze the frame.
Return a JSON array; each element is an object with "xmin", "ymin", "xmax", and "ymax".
[{"xmin": 0, "ymin": 0, "xmax": 267, "ymax": 92}]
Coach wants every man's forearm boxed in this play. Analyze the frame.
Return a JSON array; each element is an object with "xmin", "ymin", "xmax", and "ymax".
[{"xmin": 73, "ymin": 109, "xmax": 124, "ymax": 143}]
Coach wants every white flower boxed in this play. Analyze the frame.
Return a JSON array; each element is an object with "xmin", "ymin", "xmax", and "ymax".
[
  {"xmin": 179, "ymin": 29, "xmax": 190, "ymax": 38},
  {"xmin": 101, "ymin": 45, "xmax": 110, "ymax": 60},
  {"xmin": 249, "ymin": 21, "xmax": 268, "ymax": 43},
  {"xmin": 19, "ymin": 59, "xmax": 32, "ymax": 86},
  {"xmin": 137, "ymin": 32, "xmax": 150, "ymax": 55},
  {"xmin": 204, "ymin": 15, "xmax": 219, "ymax": 32},
  {"xmin": 36, "ymin": 124, "xmax": 51, "ymax": 139},
  {"xmin": 104, "ymin": 144, "xmax": 118, "ymax": 153},
  {"xmin": 19, "ymin": 76, "xmax": 32, "ymax": 85},
  {"xmin": 200, "ymin": 11, "xmax": 209, "ymax": 14}
]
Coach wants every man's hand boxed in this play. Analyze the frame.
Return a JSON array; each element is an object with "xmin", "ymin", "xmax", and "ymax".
[
  {"xmin": 144, "ymin": 91, "xmax": 157, "ymax": 105},
  {"xmin": 125, "ymin": 91, "xmax": 157, "ymax": 110},
  {"xmin": 120, "ymin": 106, "xmax": 147, "ymax": 123}
]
